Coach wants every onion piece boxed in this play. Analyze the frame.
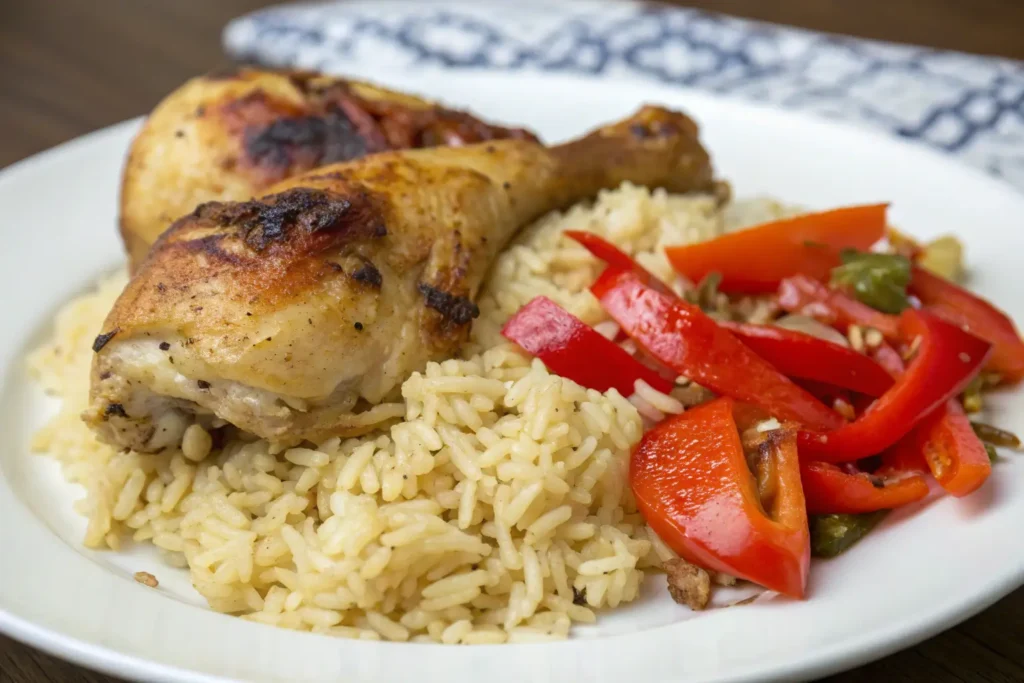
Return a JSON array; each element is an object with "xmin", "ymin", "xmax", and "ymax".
[{"xmin": 772, "ymin": 314, "xmax": 850, "ymax": 347}]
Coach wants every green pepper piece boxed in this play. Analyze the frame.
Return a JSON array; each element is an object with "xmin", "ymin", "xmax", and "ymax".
[
  {"xmin": 810, "ymin": 511, "xmax": 888, "ymax": 558},
  {"xmin": 984, "ymin": 444, "xmax": 999, "ymax": 463},
  {"xmin": 961, "ymin": 375, "xmax": 985, "ymax": 413},
  {"xmin": 830, "ymin": 249, "xmax": 911, "ymax": 314},
  {"xmin": 971, "ymin": 421, "xmax": 1021, "ymax": 449}
]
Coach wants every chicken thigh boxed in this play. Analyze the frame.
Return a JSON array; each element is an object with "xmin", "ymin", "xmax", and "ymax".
[
  {"xmin": 88, "ymin": 106, "xmax": 718, "ymax": 451},
  {"xmin": 120, "ymin": 68, "xmax": 536, "ymax": 269}
]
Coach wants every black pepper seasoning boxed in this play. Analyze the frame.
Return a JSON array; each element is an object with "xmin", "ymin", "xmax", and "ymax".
[
  {"xmin": 92, "ymin": 328, "xmax": 119, "ymax": 352},
  {"xmin": 104, "ymin": 403, "xmax": 128, "ymax": 418}
]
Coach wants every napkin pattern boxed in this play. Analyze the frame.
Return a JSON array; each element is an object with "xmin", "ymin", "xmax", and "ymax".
[{"xmin": 224, "ymin": 0, "xmax": 1024, "ymax": 187}]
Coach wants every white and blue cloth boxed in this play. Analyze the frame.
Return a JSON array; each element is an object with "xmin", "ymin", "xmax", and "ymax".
[{"xmin": 224, "ymin": 0, "xmax": 1024, "ymax": 188}]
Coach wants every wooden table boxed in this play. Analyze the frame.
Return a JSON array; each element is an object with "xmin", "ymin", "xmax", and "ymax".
[{"xmin": 1, "ymin": 1, "xmax": 1022, "ymax": 681}]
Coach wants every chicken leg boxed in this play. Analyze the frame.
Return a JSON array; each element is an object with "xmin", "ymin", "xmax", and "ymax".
[{"xmin": 87, "ymin": 106, "xmax": 718, "ymax": 451}]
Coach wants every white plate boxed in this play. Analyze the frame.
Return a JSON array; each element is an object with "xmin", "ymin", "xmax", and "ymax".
[{"xmin": 1, "ymin": 70, "xmax": 1023, "ymax": 683}]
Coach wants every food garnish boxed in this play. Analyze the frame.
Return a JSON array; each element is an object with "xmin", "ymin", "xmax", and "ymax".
[
  {"xmin": 883, "ymin": 399, "xmax": 992, "ymax": 497},
  {"xmin": 719, "ymin": 321, "xmax": 894, "ymax": 396},
  {"xmin": 631, "ymin": 398, "xmax": 809, "ymax": 598},
  {"xmin": 810, "ymin": 512, "xmax": 888, "ymax": 559},
  {"xmin": 591, "ymin": 268, "xmax": 844, "ymax": 431},
  {"xmin": 971, "ymin": 422, "xmax": 1021, "ymax": 449},
  {"xmin": 800, "ymin": 461, "xmax": 928, "ymax": 514},
  {"xmin": 501, "ymin": 295, "xmax": 672, "ymax": 395},
  {"xmin": 665, "ymin": 204, "xmax": 888, "ymax": 293},
  {"xmin": 798, "ymin": 310, "xmax": 992, "ymax": 462},
  {"xmin": 778, "ymin": 274, "xmax": 902, "ymax": 339},
  {"xmin": 507, "ymin": 204, "xmax": 1022, "ymax": 598},
  {"xmin": 830, "ymin": 249, "xmax": 911, "ymax": 314},
  {"xmin": 910, "ymin": 267, "xmax": 1024, "ymax": 382}
]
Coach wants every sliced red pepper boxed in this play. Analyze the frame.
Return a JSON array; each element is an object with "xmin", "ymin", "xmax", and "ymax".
[
  {"xmin": 501, "ymin": 296, "xmax": 673, "ymax": 396},
  {"xmin": 871, "ymin": 339, "xmax": 989, "ymax": 497},
  {"xmin": 564, "ymin": 230, "xmax": 653, "ymax": 279},
  {"xmin": 592, "ymin": 268, "xmax": 843, "ymax": 431},
  {"xmin": 720, "ymin": 321, "xmax": 894, "ymax": 396},
  {"xmin": 917, "ymin": 401, "xmax": 987, "ymax": 497},
  {"xmin": 910, "ymin": 266, "xmax": 1024, "ymax": 382},
  {"xmin": 880, "ymin": 438, "xmax": 929, "ymax": 476},
  {"xmin": 799, "ymin": 309, "xmax": 992, "ymax": 462},
  {"xmin": 570, "ymin": 232, "xmax": 894, "ymax": 398},
  {"xmin": 631, "ymin": 397, "xmax": 810, "ymax": 598},
  {"xmin": 883, "ymin": 399, "xmax": 991, "ymax": 497},
  {"xmin": 665, "ymin": 204, "xmax": 888, "ymax": 294},
  {"xmin": 800, "ymin": 461, "xmax": 929, "ymax": 514},
  {"xmin": 564, "ymin": 230, "xmax": 674, "ymax": 295},
  {"xmin": 872, "ymin": 340, "xmax": 990, "ymax": 496},
  {"xmin": 778, "ymin": 274, "xmax": 902, "ymax": 340}
]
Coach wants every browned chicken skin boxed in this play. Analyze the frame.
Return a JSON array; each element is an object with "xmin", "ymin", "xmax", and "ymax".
[
  {"xmin": 120, "ymin": 67, "xmax": 536, "ymax": 269},
  {"xmin": 88, "ymin": 106, "xmax": 717, "ymax": 452}
]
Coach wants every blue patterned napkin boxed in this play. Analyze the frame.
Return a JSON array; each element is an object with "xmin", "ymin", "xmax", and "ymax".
[{"xmin": 224, "ymin": 0, "xmax": 1024, "ymax": 188}]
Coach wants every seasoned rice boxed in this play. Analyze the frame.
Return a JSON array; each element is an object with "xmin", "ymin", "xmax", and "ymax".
[{"xmin": 28, "ymin": 183, "xmax": 792, "ymax": 642}]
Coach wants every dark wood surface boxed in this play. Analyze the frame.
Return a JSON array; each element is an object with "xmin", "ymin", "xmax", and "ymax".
[{"xmin": 1, "ymin": 1, "xmax": 1021, "ymax": 681}]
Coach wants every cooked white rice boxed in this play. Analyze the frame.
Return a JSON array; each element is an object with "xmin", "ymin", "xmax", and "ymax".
[{"xmin": 28, "ymin": 183, "xmax": 791, "ymax": 643}]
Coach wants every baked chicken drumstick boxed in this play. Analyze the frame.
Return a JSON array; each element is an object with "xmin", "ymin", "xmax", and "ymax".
[
  {"xmin": 120, "ymin": 68, "xmax": 536, "ymax": 269},
  {"xmin": 88, "ymin": 106, "xmax": 717, "ymax": 451}
]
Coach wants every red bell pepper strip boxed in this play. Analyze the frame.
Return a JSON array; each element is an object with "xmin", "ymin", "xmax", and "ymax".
[
  {"xmin": 501, "ymin": 296, "xmax": 674, "ymax": 396},
  {"xmin": 871, "ymin": 338, "xmax": 991, "ymax": 496},
  {"xmin": 592, "ymin": 268, "xmax": 844, "ymax": 431},
  {"xmin": 631, "ymin": 397, "xmax": 810, "ymax": 598},
  {"xmin": 568, "ymin": 232, "xmax": 893, "ymax": 397},
  {"xmin": 665, "ymin": 204, "xmax": 888, "ymax": 294},
  {"xmin": 720, "ymin": 321, "xmax": 894, "ymax": 396},
  {"xmin": 883, "ymin": 400, "xmax": 992, "ymax": 497},
  {"xmin": 778, "ymin": 274, "xmax": 902, "ymax": 340},
  {"xmin": 563, "ymin": 235, "xmax": 678, "ymax": 383},
  {"xmin": 799, "ymin": 309, "xmax": 992, "ymax": 462},
  {"xmin": 880, "ymin": 438, "xmax": 928, "ymax": 475},
  {"xmin": 564, "ymin": 230, "xmax": 674, "ymax": 294},
  {"xmin": 800, "ymin": 461, "xmax": 929, "ymax": 514},
  {"xmin": 564, "ymin": 230, "xmax": 652, "ymax": 279},
  {"xmin": 910, "ymin": 266, "xmax": 1024, "ymax": 382}
]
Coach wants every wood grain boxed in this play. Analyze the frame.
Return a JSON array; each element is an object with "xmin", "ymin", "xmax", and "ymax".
[{"xmin": 1, "ymin": 1, "xmax": 1022, "ymax": 681}]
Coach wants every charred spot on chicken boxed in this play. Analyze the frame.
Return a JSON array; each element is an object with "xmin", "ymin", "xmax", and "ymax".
[{"xmin": 417, "ymin": 283, "xmax": 480, "ymax": 327}]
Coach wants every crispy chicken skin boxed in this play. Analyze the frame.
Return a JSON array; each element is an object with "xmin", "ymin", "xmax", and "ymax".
[
  {"xmin": 88, "ymin": 106, "xmax": 717, "ymax": 451},
  {"xmin": 120, "ymin": 67, "xmax": 536, "ymax": 269}
]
